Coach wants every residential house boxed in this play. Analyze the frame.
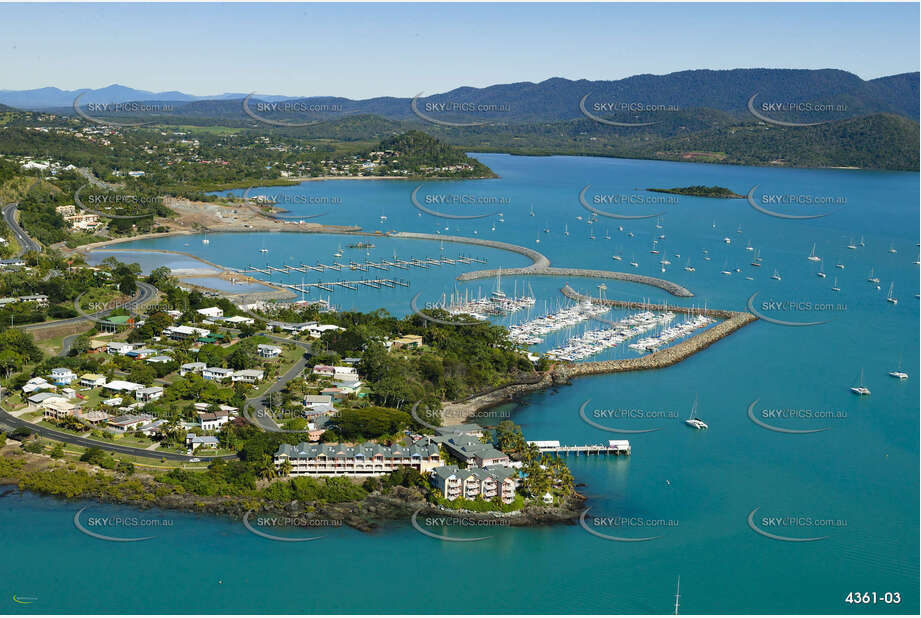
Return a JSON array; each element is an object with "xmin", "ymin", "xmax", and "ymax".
[
  {"xmin": 106, "ymin": 414, "xmax": 154, "ymax": 433},
  {"xmin": 199, "ymin": 411, "xmax": 232, "ymax": 431},
  {"xmin": 164, "ymin": 325, "xmax": 210, "ymax": 340},
  {"xmin": 146, "ymin": 355, "xmax": 173, "ymax": 364},
  {"xmin": 257, "ymin": 344, "xmax": 282, "ymax": 358},
  {"xmin": 41, "ymin": 397, "xmax": 79, "ymax": 419},
  {"xmin": 391, "ymin": 334, "xmax": 423, "ymax": 350},
  {"xmin": 202, "ymin": 367, "xmax": 234, "ymax": 381},
  {"xmin": 232, "ymin": 369, "xmax": 264, "ymax": 384},
  {"xmin": 135, "ymin": 386, "xmax": 164, "ymax": 402},
  {"xmin": 196, "ymin": 306, "xmax": 224, "ymax": 319},
  {"xmin": 106, "ymin": 342, "xmax": 135, "ymax": 355},
  {"xmin": 79, "ymin": 373, "xmax": 107, "ymax": 387},
  {"xmin": 187, "ymin": 434, "xmax": 220, "ymax": 450},
  {"xmin": 221, "ymin": 315, "xmax": 254, "ymax": 326},
  {"xmin": 179, "ymin": 362, "xmax": 206, "ymax": 376},
  {"xmin": 266, "ymin": 320, "xmax": 315, "ymax": 334},
  {"xmin": 49, "ymin": 368, "xmax": 77, "ymax": 386},
  {"xmin": 27, "ymin": 391, "xmax": 60, "ymax": 405},
  {"xmin": 22, "ymin": 377, "xmax": 53, "ymax": 394},
  {"xmin": 102, "ymin": 380, "xmax": 143, "ymax": 393}
]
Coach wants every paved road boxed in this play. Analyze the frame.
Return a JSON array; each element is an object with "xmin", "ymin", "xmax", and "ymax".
[
  {"xmin": 0, "ymin": 401, "xmax": 237, "ymax": 462},
  {"xmin": 19, "ymin": 281, "xmax": 158, "ymax": 333},
  {"xmin": 242, "ymin": 334, "xmax": 312, "ymax": 432},
  {"xmin": 2, "ymin": 202, "xmax": 41, "ymax": 256}
]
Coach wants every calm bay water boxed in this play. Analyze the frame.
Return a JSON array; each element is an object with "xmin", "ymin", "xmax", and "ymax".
[{"xmin": 7, "ymin": 154, "xmax": 918, "ymax": 613}]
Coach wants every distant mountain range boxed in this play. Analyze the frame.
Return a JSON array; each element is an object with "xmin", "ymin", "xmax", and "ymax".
[
  {"xmin": 2, "ymin": 69, "xmax": 918, "ymax": 122},
  {"xmin": 0, "ymin": 84, "xmax": 299, "ymax": 109}
]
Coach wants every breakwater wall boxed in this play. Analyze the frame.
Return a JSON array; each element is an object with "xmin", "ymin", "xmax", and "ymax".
[
  {"xmin": 561, "ymin": 285, "xmax": 729, "ymax": 317},
  {"xmin": 393, "ymin": 232, "xmax": 693, "ymax": 298}
]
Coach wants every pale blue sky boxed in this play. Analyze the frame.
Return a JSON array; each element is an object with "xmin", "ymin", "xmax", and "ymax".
[{"xmin": 1, "ymin": 2, "xmax": 918, "ymax": 98}]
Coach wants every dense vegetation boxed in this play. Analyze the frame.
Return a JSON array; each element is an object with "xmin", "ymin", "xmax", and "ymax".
[{"xmin": 647, "ymin": 186, "xmax": 743, "ymax": 198}]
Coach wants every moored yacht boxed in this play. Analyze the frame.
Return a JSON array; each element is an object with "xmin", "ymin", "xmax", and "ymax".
[
  {"xmin": 886, "ymin": 282, "xmax": 898, "ymax": 304},
  {"xmin": 867, "ymin": 268, "xmax": 880, "ymax": 284},
  {"xmin": 771, "ymin": 269, "xmax": 782, "ymax": 281},
  {"xmin": 807, "ymin": 243, "xmax": 821, "ymax": 262},
  {"xmin": 816, "ymin": 260, "xmax": 826, "ymax": 278},
  {"xmin": 850, "ymin": 369, "xmax": 871, "ymax": 396},
  {"xmin": 685, "ymin": 397, "xmax": 708, "ymax": 430},
  {"xmin": 831, "ymin": 277, "xmax": 840, "ymax": 292}
]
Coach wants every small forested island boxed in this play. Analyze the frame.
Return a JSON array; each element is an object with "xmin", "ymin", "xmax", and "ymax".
[{"xmin": 646, "ymin": 185, "xmax": 743, "ymax": 198}]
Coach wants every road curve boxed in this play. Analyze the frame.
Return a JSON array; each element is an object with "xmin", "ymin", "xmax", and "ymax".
[
  {"xmin": 0, "ymin": 402, "xmax": 237, "ymax": 462},
  {"xmin": 18, "ymin": 281, "xmax": 158, "ymax": 333},
  {"xmin": 242, "ymin": 333, "xmax": 312, "ymax": 432},
  {"xmin": 2, "ymin": 202, "xmax": 41, "ymax": 256}
]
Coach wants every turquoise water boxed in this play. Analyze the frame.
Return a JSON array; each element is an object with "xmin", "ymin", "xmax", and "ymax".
[{"xmin": 8, "ymin": 154, "xmax": 918, "ymax": 613}]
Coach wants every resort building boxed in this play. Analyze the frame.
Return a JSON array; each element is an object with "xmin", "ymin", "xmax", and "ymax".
[
  {"xmin": 438, "ymin": 435, "xmax": 511, "ymax": 468},
  {"xmin": 274, "ymin": 441, "xmax": 442, "ymax": 477},
  {"xmin": 430, "ymin": 465, "xmax": 520, "ymax": 504}
]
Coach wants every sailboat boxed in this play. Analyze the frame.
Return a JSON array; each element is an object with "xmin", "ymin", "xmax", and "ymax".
[
  {"xmin": 816, "ymin": 260, "xmax": 826, "ymax": 278},
  {"xmin": 684, "ymin": 259, "xmax": 695, "ymax": 272},
  {"xmin": 720, "ymin": 260, "xmax": 732, "ymax": 276},
  {"xmin": 702, "ymin": 249, "xmax": 711, "ymax": 261},
  {"xmin": 611, "ymin": 247, "xmax": 623, "ymax": 261},
  {"xmin": 888, "ymin": 358, "xmax": 909, "ymax": 380},
  {"xmin": 847, "ymin": 238, "xmax": 857, "ymax": 250},
  {"xmin": 650, "ymin": 240, "xmax": 660, "ymax": 255},
  {"xmin": 807, "ymin": 243, "xmax": 821, "ymax": 262},
  {"xmin": 529, "ymin": 204, "xmax": 535, "ymax": 217},
  {"xmin": 563, "ymin": 224, "xmax": 570, "ymax": 237},
  {"xmin": 604, "ymin": 228, "xmax": 611, "ymax": 240},
  {"xmin": 831, "ymin": 277, "xmax": 840, "ymax": 292},
  {"xmin": 888, "ymin": 242, "xmax": 897, "ymax": 254},
  {"xmin": 771, "ymin": 269, "xmax": 782, "ymax": 281},
  {"xmin": 835, "ymin": 258, "xmax": 845, "ymax": 269},
  {"xmin": 745, "ymin": 240, "xmax": 753, "ymax": 251},
  {"xmin": 685, "ymin": 397, "xmax": 708, "ymax": 429},
  {"xmin": 544, "ymin": 221, "xmax": 551, "ymax": 233},
  {"xmin": 333, "ymin": 244, "xmax": 343, "ymax": 258},
  {"xmin": 736, "ymin": 224, "xmax": 743, "ymax": 234},
  {"xmin": 674, "ymin": 576, "xmax": 681, "ymax": 615},
  {"xmin": 858, "ymin": 235, "xmax": 865, "ymax": 247},
  {"xmin": 750, "ymin": 249, "xmax": 762, "ymax": 267},
  {"xmin": 655, "ymin": 217, "xmax": 664, "ymax": 229},
  {"xmin": 629, "ymin": 256, "xmax": 639, "ymax": 268},
  {"xmin": 867, "ymin": 268, "xmax": 880, "ymax": 284},
  {"xmin": 886, "ymin": 282, "xmax": 898, "ymax": 304},
  {"xmin": 850, "ymin": 369, "xmax": 871, "ymax": 396}
]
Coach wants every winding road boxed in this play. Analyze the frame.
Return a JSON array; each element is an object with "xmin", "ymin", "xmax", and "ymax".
[
  {"xmin": 242, "ymin": 334, "xmax": 312, "ymax": 432},
  {"xmin": 2, "ymin": 202, "xmax": 41, "ymax": 256}
]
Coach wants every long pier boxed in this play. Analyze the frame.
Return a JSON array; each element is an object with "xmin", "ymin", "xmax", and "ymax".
[
  {"xmin": 230, "ymin": 255, "xmax": 486, "ymax": 276},
  {"xmin": 528, "ymin": 440, "xmax": 631, "ymax": 456},
  {"xmin": 267, "ymin": 279, "xmax": 412, "ymax": 293}
]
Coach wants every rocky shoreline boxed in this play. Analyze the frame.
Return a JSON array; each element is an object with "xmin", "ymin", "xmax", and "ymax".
[{"xmin": 0, "ymin": 447, "xmax": 584, "ymax": 534}]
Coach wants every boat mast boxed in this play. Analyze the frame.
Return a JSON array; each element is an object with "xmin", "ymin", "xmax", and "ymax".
[{"xmin": 673, "ymin": 576, "xmax": 681, "ymax": 615}]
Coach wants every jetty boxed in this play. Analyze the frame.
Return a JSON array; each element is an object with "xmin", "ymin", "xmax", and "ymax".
[
  {"xmin": 230, "ymin": 255, "xmax": 486, "ymax": 276},
  {"xmin": 528, "ymin": 440, "xmax": 631, "ymax": 456},
  {"xmin": 273, "ymin": 278, "xmax": 411, "ymax": 293}
]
